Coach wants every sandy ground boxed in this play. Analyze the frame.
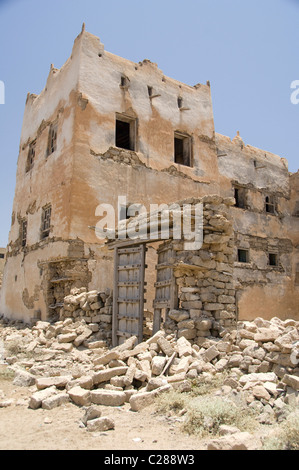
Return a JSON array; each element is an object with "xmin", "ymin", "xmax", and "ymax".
[{"xmin": 0, "ymin": 370, "xmax": 206, "ymax": 451}]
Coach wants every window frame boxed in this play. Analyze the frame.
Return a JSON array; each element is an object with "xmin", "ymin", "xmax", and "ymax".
[
  {"xmin": 26, "ymin": 139, "xmax": 36, "ymax": 172},
  {"xmin": 41, "ymin": 205, "xmax": 52, "ymax": 240},
  {"xmin": 237, "ymin": 248, "xmax": 250, "ymax": 263},
  {"xmin": 21, "ymin": 219, "xmax": 28, "ymax": 247},
  {"xmin": 234, "ymin": 186, "xmax": 247, "ymax": 209},
  {"xmin": 265, "ymin": 195, "xmax": 276, "ymax": 214},
  {"xmin": 47, "ymin": 122, "xmax": 58, "ymax": 157},
  {"xmin": 115, "ymin": 113, "xmax": 137, "ymax": 151},
  {"xmin": 174, "ymin": 131, "xmax": 192, "ymax": 167}
]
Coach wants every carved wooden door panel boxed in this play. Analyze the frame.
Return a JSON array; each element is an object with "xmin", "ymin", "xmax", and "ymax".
[{"xmin": 112, "ymin": 245, "xmax": 146, "ymax": 346}]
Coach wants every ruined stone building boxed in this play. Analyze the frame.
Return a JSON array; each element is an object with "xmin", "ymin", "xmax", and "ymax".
[{"xmin": 0, "ymin": 26, "xmax": 298, "ymax": 341}]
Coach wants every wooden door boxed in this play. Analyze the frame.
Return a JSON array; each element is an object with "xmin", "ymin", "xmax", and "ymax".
[
  {"xmin": 112, "ymin": 245, "xmax": 146, "ymax": 346},
  {"xmin": 153, "ymin": 243, "xmax": 178, "ymax": 333}
]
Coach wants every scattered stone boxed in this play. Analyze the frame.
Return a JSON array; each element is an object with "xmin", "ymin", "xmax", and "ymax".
[
  {"xmin": 42, "ymin": 392, "xmax": 69, "ymax": 410},
  {"xmin": 90, "ymin": 389, "xmax": 126, "ymax": 406},
  {"xmin": 68, "ymin": 386, "xmax": 91, "ymax": 406},
  {"xmin": 86, "ymin": 416, "xmax": 115, "ymax": 432},
  {"xmin": 29, "ymin": 386, "xmax": 57, "ymax": 409},
  {"xmin": 81, "ymin": 405, "xmax": 102, "ymax": 426},
  {"xmin": 129, "ymin": 385, "xmax": 171, "ymax": 411},
  {"xmin": 207, "ymin": 432, "xmax": 260, "ymax": 450}
]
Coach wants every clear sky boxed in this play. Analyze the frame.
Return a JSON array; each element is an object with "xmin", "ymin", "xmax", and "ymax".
[{"xmin": 0, "ymin": 0, "xmax": 298, "ymax": 247}]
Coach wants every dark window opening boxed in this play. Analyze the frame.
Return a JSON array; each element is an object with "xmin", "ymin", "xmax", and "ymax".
[
  {"xmin": 177, "ymin": 97, "xmax": 183, "ymax": 109},
  {"xmin": 238, "ymin": 249, "xmax": 249, "ymax": 263},
  {"xmin": 120, "ymin": 75, "xmax": 129, "ymax": 89},
  {"xmin": 147, "ymin": 86, "xmax": 153, "ymax": 97},
  {"xmin": 26, "ymin": 140, "xmax": 36, "ymax": 172},
  {"xmin": 234, "ymin": 187, "xmax": 247, "ymax": 208},
  {"xmin": 265, "ymin": 195, "xmax": 276, "ymax": 214},
  {"xmin": 269, "ymin": 253, "xmax": 278, "ymax": 266},
  {"xmin": 174, "ymin": 133, "xmax": 191, "ymax": 167},
  {"xmin": 21, "ymin": 220, "xmax": 27, "ymax": 247},
  {"xmin": 41, "ymin": 206, "xmax": 52, "ymax": 239},
  {"xmin": 293, "ymin": 201, "xmax": 299, "ymax": 217},
  {"xmin": 115, "ymin": 118, "xmax": 135, "ymax": 151},
  {"xmin": 0, "ymin": 253, "xmax": 4, "ymax": 259},
  {"xmin": 295, "ymin": 264, "xmax": 299, "ymax": 285},
  {"xmin": 47, "ymin": 123, "xmax": 57, "ymax": 156}
]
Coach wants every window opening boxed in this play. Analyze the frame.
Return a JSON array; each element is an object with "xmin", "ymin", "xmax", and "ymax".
[
  {"xmin": 41, "ymin": 205, "xmax": 52, "ymax": 239},
  {"xmin": 265, "ymin": 195, "xmax": 275, "ymax": 214},
  {"xmin": 47, "ymin": 123, "xmax": 57, "ymax": 156},
  {"xmin": 115, "ymin": 116, "xmax": 136, "ymax": 151},
  {"xmin": 234, "ymin": 187, "xmax": 247, "ymax": 208},
  {"xmin": 174, "ymin": 133, "xmax": 191, "ymax": 167},
  {"xmin": 238, "ymin": 249, "xmax": 249, "ymax": 263},
  {"xmin": 269, "ymin": 253, "xmax": 278, "ymax": 266},
  {"xmin": 21, "ymin": 219, "xmax": 27, "ymax": 247},
  {"xmin": 26, "ymin": 140, "xmax": 36, "ymax": 172}
]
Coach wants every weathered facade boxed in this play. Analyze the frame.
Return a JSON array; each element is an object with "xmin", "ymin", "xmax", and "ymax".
[
  {"xmin": 0, "ymin": 247, "xmax": 6, "ymax": 289},
  {"xmin": 0, "ymin": 26, "xmax": 298, "ymax": 330}
]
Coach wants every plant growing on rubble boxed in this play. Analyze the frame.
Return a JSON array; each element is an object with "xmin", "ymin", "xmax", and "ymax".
[
  {"xmin": 182, "ymin": 396, "xmax": 258, "ymax": 438},
  {"xmin": 262, "ymin": 410, "xmax": 299, "ymax": 450}
]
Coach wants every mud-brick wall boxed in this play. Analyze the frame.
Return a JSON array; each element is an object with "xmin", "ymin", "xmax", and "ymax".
[{"xmin": 163, "ymin": 195, "xmax": 236, "ymax": 345}]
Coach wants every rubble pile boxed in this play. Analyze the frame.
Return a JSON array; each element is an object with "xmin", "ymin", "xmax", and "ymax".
[
  {"xmin": 0, "ymin": 312, "xmax": 298, "ymax": 426},
  {"xmin": 59, "ymin": 288, "xmax": 113, "ymax": 344}
]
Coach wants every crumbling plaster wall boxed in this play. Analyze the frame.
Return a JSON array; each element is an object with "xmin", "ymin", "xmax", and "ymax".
[
  {"xmin": 68, "ymin": 30, "xmax": 224, "ymax": 294},
  {"xmin": 0, "ymin": 30, "xmax": 85, "ymax": 322},
  {"xmin": 216, "ymin": 133, "xmax": 299, "ymax": 321}
]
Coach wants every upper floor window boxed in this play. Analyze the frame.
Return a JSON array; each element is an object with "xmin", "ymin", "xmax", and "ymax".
[
  {"xmin": 26, "ymin": 140, "xmax": 36, "ymax": 172},
  {"xmin": 21, "ymin": 219, "xmax": 27, "ymax": 247},
  {"xmin": 174, "ymin": 132, "xmax": 192, "ymax": 167},
  {"xmin": 115, "ymin": 114, "xmax": 136, "ymax": 151},
  {"xmin": 268, "ymin": 252, "xmax": 278, "ymax": 266},
  {"xmin": 41, "ymin": 205, "xmax": 52, "ymax": 239},
  {"xmin": 234, "ymin": 186, "xmax": 247, "ymax": 209},
  {"xmin": 237, "ymin": 249, "xmax": 249, "ymax": 263},
  {"xmin": 47, "ymin": 122, "xmax": 57, "ymax": 156},
  {"xmin": 0, "ymin": 253, "xmax": 4, "ymax": 259},
  {"xmin": 265, "ymin": 195, "xmax": 276, "ymax": 214}
]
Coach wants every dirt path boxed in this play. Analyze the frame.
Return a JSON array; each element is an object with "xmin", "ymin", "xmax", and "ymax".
[{"xmin": 0, "ymin": 376, "xmax": 205, "ymax": 451}]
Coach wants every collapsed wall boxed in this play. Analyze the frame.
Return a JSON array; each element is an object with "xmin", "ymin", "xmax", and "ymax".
[{"xmin": 59, "ymin": 195, "xmax": 236, "ymax": 345}]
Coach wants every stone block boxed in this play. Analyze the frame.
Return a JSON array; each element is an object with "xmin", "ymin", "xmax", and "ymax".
[
  {"xmin": 157, "ymin": 337, "xmax": 175, "ymax": 356},
  {"xmin": 57, "ymin": 332, "xmax": 77, "ymax": 343},
  {"xmin": 86, "ymin": 416, "xmax": 115, "ymax": 432},
  {"xmin": 178, "ymin": 328, "xmax": 197, "ymax": 340},
  {"xmin": 129, "ymin": 385, "xmax": 171, "ymax": 411},
  {"xmin": 93, "ymin": 350, "xmax": 121, "ymax": 366},
  {"xmin": 35, "ymin": 376, "xmax": 70, "ymax": 390},
  {"xmin": 12, "ymin": 369, "xmax": 36, "ymax": 387},
  {"xmin": 42, "ymin": 392, "xmax": 69, "ymax": 410},
  {"xmin": 151, "ymin": 356, "xmax": 167, "ymax": 376},
  {"xmin": 254, "ymin": 328, "xmax": 280, "ymax": 343},
  {"xmin": 68, "ymin": 386, "xmax": 91, "ymax": 406},
  {"xmin": 282, "ymin": 374, "xmax": 299, "ymax": 391},
  {"xmin": 29, "ymin": 386, "xmax": 57, "ymax": 410},
  {"xmin": 201, "ymin": 346, "xmax": 219, "ymax": 363},
  {"xmin": 93, "ymin": 366, "xmax": 128, "ymax": 385},
  {"xmin": 176, "ymin": 336, "xmax": 193, "ymax": 357},
  {"xmin": 90, "ymin": 390, "xmax": 126, "ymax": 406}
]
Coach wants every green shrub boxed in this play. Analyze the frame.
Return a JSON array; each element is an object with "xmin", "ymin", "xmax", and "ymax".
[
  {"xmin": 155, "ymin": 389, "xmax": 188, "ymax": 414},
  {"xmin": 182, "ymin": 396, "xmax": 257, "ymax": 438},
  {"xmin": 262, "ymin": 411, "xmax": 299, "ymax": 450}
]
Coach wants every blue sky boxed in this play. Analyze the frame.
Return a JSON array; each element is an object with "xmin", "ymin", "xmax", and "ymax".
[{"xmin": 0, "ymin": 0, "xmax": 298, "ymax": 247}]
